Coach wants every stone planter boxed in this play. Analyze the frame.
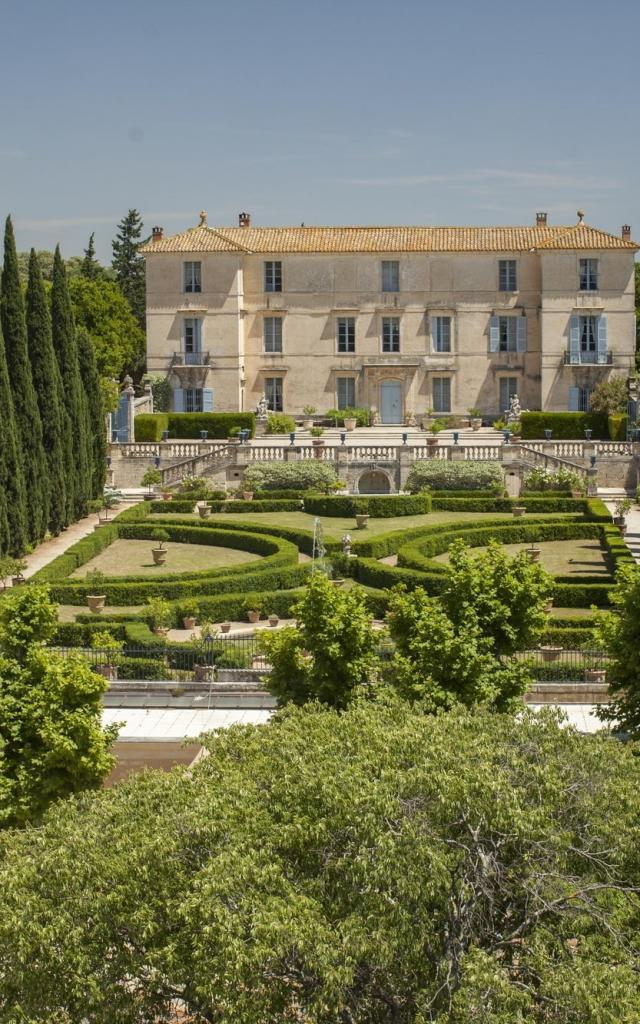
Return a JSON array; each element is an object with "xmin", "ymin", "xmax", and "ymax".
[
  {"xmin": 194, "ymin": 663, "xmax": 214, "ymax": 682},
  {"xmin": 426, "ymin": 437, "xmax": 439, "ymax": 454},
  {"xmin": 584, "ymin": 668, "xmax": 606, "ymax": 685},
  {"xmin": 247, "ymin": 609, "xmax": 261, "ymax": 624},
  {"xmin": 152, "ymin": 547, "xmax": 167, "ymax": 565},
  {"xmin": 87, "ymin": 594, "xmax": 106, "ymax": 614},
  {"xmin": 355, "ymin": 514, "xmax": 370, "ymax": 529},
  {"xmin": 343, "ymin": 418, "xmax": 357, "ymax": 431},
  {"xmin": 220, "ymin": 621, "xmax": 231, "ymax": 634},
  {"xmin": 331, "ymin": 578, "xmax": 346, "ymax": 587},
  {"xmin": 303, "ymin": 418, "xmax": 314, "ymax": 430},
  {"xmin": 540, "ymin": 646, "xmax": 562, "ymax": 662},
  {"xmin": 153, "ymin": 626, "xmax": 170, "ymax": 637},
  {"xmin": 95, "ymin": 663, "xmax": 118, "ymax": 681},
  {"xmin": 312, "ymin": 439, "xmax": 325, "ymax": 459},
  {"xmin": 526, "ymin": 547, "xmax": 541, "ymax": 564},
  {"xmin": 11, "ymin": 574, "xmax": 27, "ymax": 587},
  {"xmin": 613, "ymin": 516, "xmax": 627, "ymax": 535},
  {"xmin": 268, "ymin": 614, "xmax": 279, "ymax": 627},
  {"xmin": 471, "ymin": 417, "xmax": 482, "ymax": 430},
  {"xmin": 544, "ymin": 600, "xmax": 554, "ymax": 613},
  {"xmin": 242, "ymin": 491, "xmax": 254, "ymax": 502},
  {"xmin": 197, "ymin": 503, "xmax": 211, "ymax": 519},
  {"xmin": 512, "ymin": 506, "xmax": 526, "ymax": 518},
  {"xmin": 183, "ymin": 616, "xmax": 197, "ymax": 630}
]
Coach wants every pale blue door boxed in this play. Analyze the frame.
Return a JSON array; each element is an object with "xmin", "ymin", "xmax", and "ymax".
[{"xmin": 380, "ymin": 381, "xmax": 402, "ymax": 424}]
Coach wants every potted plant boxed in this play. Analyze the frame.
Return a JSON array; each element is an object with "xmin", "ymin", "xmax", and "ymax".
[
  {"xmin": 151, "ymin": 528, "xmax": 170, "ymax": 565},
  {"xmin": 584, "ymin": 651, "xmax": 607, "ymax": 686},
  {"xmin": 243, "ymin": 598, "xmax": 263, "ymax": 624},
  {"xmin": 512, "ymin": 505, "xmax": 526, "ymax": 518},
  {"xmin": 310, "ymin": 426, "xmax": 324, "ymax": 445},
  {"xmin": 302, "ymin": 405, "xmax": 316, "ymax": 430},
  {"xmin": 355, "ymin": 500, "xmax": 370, "ymax": 529},
  {"xmin": 219, "ymin": 620, "xmax": 232, "ymax": 634},
  {"xmin": 193, "ymin": 621, "xmax": 217, "ymax": 681},
  {"xmin": 613, "ymin": 496, "xmax": 632, "ymax": 533},
  {"xmin": 162, "ymin": 488, "xmax": 173, "ymax": 501},
  {"xmin": 180, "ymin": 599, "xmax": 199, "ymax": 630},
  {"xmin": 241, "ymin": 490, "xmax": 254, "ymax": 502},
  {"xmin": 268, "ymin": 612, "xmax": 280, "ymax": 627},
  {"xmin": 85, "ymin": 569, "xmax": 107, "ymax": 614},
  {"xmin": 90, "ymin": 630, "xmax": 123, "ymax": 681},
  {"xmin": 146, "ymin": 596, "xmax": 172, "ymax": 636},
  {"xmin": 343, "ymin": 411, "xmax": 357, "ymax": 431},
  {"xmin": 9, "ymin": 557, "xmax": 28, "ymax": 587},
  {"xmin": 468, "ymin": 407, "xmax": 482, "ymax": 430},
  {"xmin": 141, "ymin": 466, "xmax": 162, "ymax": 496}
]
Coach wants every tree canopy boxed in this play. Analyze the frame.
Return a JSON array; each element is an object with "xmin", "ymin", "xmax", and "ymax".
[
  {"xmin": 0, "ymin": 703, "xmax": 638, "ymax": 1022},
  {"xmin": 597, "ymin": 562, "xmax": 640, "ymax": 736},
  {"xmin": 588, "ymin": 377, "xmax": 629, "ymax": 415},
  {"xmin": 111, "ymin": 208, "xmax": 146, "ymax": 330},
  {"xmin": 68, "ymin": 274, "xmax": 145, "ymax": 379}
]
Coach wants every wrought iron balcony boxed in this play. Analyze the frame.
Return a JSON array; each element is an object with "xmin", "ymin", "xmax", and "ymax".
[
  {"xmin": 563, "ymin": 351, "xmax": 612, "ymax": 365},
  {"xmin": 172, "ymin": 350, "xmax": 211, "ymax": 367}
]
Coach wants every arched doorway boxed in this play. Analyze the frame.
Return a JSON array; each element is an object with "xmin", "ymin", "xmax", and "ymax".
[{"xmin": 358, "ymin": 470, "xmax": 391, "ymax": 494}]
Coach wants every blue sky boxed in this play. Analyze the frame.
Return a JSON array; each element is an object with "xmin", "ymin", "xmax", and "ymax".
[{"xmin": 1, "ymin": 0, "xmax": 638, "ymax": 262}]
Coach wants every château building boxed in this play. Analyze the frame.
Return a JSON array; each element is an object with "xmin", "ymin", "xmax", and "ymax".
[{"xmin": 141, "ymin": 211, "xmax": 637, "ymax": 423}]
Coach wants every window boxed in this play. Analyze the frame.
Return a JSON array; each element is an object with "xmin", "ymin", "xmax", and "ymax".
[
  {"xmin": 264, "ymin": 261, "xmax": 282, "ymax": 292},
  {"xmin": 499, "ymin": 377, "xmax": 518, "ymax": 414},
  {"xmin": 579, "ymin": 258, "xmax": 598, "ymax": 291},
  {"xmin": 432, "ymin": 377, "xmax": 451, "ymax": 413},
  {"xmin": 381, "ymin": 260, "xmax": 400, "ymax": 292},
  {"xmin": 498, "ymin": 260, "xmax": 517, "ymax": 291},
  {"xmin": 569, "ymin": 314, "xmax": 607, "ymax": 364},
  {"xmin": 183, "ymin": 318, "xmax": 202, "ymax": 363},
  {"xmin": 432, "ymin": 315, "xmax": 451, "ymax": 353},
  {"xmin": 264, "ymin": 377, "xmax": 283, "ymax": 412},
  {"xmin": 579, "ymin": 315, "xmax": 597, "ymax": 354},
  {"xmin": 382, "ymin": 317, "xmax": 400, "ymax": 352},
  {"xmin": 337, "ymin": 377, "xmax": 356, "ymax": 409},
  {"xmin": 569, "ymin": 386, "xmax": 592, "ymax": 412},
  {"xmin": 498, "ymin": 316, "xmax": 517, "ymax": 352},
  {"xmin": 173, "ymin": 387, "xmax": 213, "ymax": 412},
  {"xmin": 337, "ymin": 317, "xmax": 355, "ymax": 353},
  {"xmin": 185, "ymin": 388, "xmax": 203, "ymax": 413},
  {"xmin": 183, "ymin": 261, "xmax": 201, "ymax": 293},
  {"xmin": 263, "ymin": 317, "xmax": 283, "ymax": 353}
]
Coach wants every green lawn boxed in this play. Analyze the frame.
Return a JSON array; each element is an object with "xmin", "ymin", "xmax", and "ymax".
[
  {"xmin": 150, "ymin": 510, "xmax": 571, "ymax": 541},
  {"xmin": 71, "ymin": 539, "xmax": 262, "ymax": 579},
  {"xmin": 58, "ymin": 604, "xmax": 144, "ymax": 622},
  {"xmin": 433, "ymin": 539, "xmax": 609, "ymax": 577}
]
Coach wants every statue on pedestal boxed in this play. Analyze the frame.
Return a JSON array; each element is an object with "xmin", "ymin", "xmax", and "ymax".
[
  {"xmin": 256, "ymin": 394, "xmax": 269, "ymax": 422},
  {"xmin": 505, "ymin": 394, "xmax": 522, "ymax": 423}
]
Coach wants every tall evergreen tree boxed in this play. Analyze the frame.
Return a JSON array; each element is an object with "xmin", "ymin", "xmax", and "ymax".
[
  {"xmin": 111, "ymin": 209, "xmax": 146, "ymax": 329},
  {"xmin": 0, "ymin": 319, "xmax": 27, "ymax": 555},
  {"xmin": 0, "ymin": 217, "xmax": 48, "ymax": 543},
  {"xmin": 51, "ymin": 246, "xmax": 91, "ymax": 520},
  {"xmin": 26, "ymin": 250, "xmax": 69, "ymax": 535},
  {"xmin": 81, "ymin": 233, "xmax": 101, "ymax": 280},
  {"xmin": 76, "ymin": 328, "xmax": 106, "ymax": 498}
]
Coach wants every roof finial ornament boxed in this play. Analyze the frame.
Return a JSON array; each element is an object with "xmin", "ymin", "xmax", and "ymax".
[
  {"xmin": 577, "ymin": 209, "xmax": 585, "ymax": 224},
  {"xmin": 199, "ymin": 210, "xmax": 208, "ymax": 227}
]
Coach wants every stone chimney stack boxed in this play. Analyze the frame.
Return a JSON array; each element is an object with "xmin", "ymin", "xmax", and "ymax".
[
  {"xmin": 622, "ymin": 224, "xmax": 631, "ymax": 241},
  {"xmin": 536, "ymin": 212, "xmax": 547, "ymax": 226},
  {"xmin": 239, "ymin": 212, "xmax": 251, "ymax": 227},
  {"xmin": 152, "ymin": 226, "xmax": 164, "ymax": 242}
]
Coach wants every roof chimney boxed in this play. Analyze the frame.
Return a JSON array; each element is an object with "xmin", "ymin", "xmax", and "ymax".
[
  {"xmin": 622, "ymin": 224, "xmax": 631, "ymax": 241},
  {"xmin": 152, "ymin": 225, "xmax": 163, "ymax": 242},
  {"xmin": 577, "ymin": 210, "xmax": 585, "ymax": 224},
  {"xmin": 239, "ymin": 212, "xmax": 251, "ymax": 228},
  {"xmin": 536, "ymin": 212, "xmax": 547, "ymax": 226}
]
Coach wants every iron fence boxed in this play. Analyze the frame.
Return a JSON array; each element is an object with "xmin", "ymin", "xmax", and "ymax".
[{"xmin": 505, "ymin": 649, "xmax": 608, "ymax": 683}]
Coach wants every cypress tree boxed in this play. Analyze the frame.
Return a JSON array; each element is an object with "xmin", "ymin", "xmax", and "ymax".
[
  {"xmin": 0, "ymin": 217, "xmax": 48, "ymax": 544},
  {"xmin": 0, "ymin": 318, "xmax": 27, "ymax": 555},
  {"xmin": 51, "ymin": 246, "xmax": 91, "ymax": 520},
  {"xmin": 81, "ymin": 233, "xmax": 101, "ymax": 280},
  {"xmin": 26, "ymin": 250, "xmax": 68, "ymax": 535},
  {"xmin": 76, "ymin": 328, "xmax": 106, "ymax": 498},
  {"xmin": 111, "ymin": 209, "xmax": 146, "ymax": 329}
]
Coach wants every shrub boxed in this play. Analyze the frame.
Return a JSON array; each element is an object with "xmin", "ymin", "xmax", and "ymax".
[
  {"xmin": 325, "ymin": 407, "xmax": 370, "ymax": 427},
  {"xmin": 242, "ymin": 461, "xmax": 338, "ymax": 493},
  {"xmin": 406, "ymin": 461, "xmax": 504, "ymax": 493},
  {"xmin": 145, "ymin": 597, "xmax": 172, "ymax": 630},
  {"xmin": 303, "ymin": 494, "xmax": 432, "ymax": 517},
  {"xmin": 265, "ymin": 413, "xmax": 296, "ymax": 434},
  {"xmin": 140, "ymin": 467, "xmax": 161, "ymax": 491},
  {"xmin": 169, "ymin": 413, "xmax": 255, "ymax": 439},
  {"xmin": 520, "ymin": 412, "xmax": 609, "ymax": 439},
  {"xmin": 522, "ymin": 466, "xmax": 586, "ymax": 494},
  {"xmin": 589, "ymin": 378, "xmax": 628, "ymax": 415},
  {"xmin": 607, "ymin": 414, "xmax": 628, "ymax": 441},
  {"xmin": 134, "ymin": 413, "xmax": 169, "ymax": 442}
]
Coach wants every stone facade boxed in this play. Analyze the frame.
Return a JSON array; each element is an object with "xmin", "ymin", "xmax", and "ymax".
[{"xmin": 142, "ymin": 214, "xmax": 637, "ymax": 422}]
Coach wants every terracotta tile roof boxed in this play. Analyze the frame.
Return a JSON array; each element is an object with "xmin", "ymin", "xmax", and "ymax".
[{"xmin": 141, "ymin": 222, "xmax": 638, "ymax": 255}]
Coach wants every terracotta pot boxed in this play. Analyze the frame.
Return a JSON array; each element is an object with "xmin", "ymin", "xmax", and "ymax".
[
  {"xmin": 343, "ymin": 418, "xmax": 357, "ymax": 431},
  {"xmin": 162, "ymin": 492, "xmax": 173, "ymax": 501},
  {"xmin": 87, "ymin": 594, "xmax": 106, "ymax": 614},
  {"xmin": 95, "ymin": 664, "xmax": 118, "ymax": 681},
  {"xmin": 183, "ymin": 616, "xmax": 197, "ymax": 629},
  {"xmin": 268, "ymin": 615, "xmax": 279, "ymax": 627},
  {"xmin": 584, "ymin": 668, "xmax": 606, "ymax": 685},
  {"xmin": 355, "ymin": 514, "xmax": 370, "ymax": 529},
  {"xmin": 512, "ymin": 506, "xmax": 526, "ymax": 517},
  {"xmin": 571, "ymin": 490, "xmax": 583, "ymax": 499},
  {"xmin": 247, "ymin": 609, "xmax": 261, "ymax": 623},
  {"xmin": 152, "ymin": 548, "xmax": 167, "ymax": 565},
  {"xmin": 242, "ymin": 492, "xmax": 254, "ymax": 501},
  {"xmin": 220, "ymin": 622, "xmax": 231, "ymax": 634}
]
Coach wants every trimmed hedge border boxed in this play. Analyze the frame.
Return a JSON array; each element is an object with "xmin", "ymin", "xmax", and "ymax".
[
  {"xmin": 520, "ymin": 411, "xmax": 609, "ymax": 439},
  {"xmin": 302, "ymin": 494, "xmax": 432, "ymax": 517},
  {"xmin": 134, "ymin": 412, "xmax": 256, "ymax": 441}
]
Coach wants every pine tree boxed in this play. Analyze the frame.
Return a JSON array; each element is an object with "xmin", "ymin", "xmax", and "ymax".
[
  {"xmin": 51, "ymin": 246, "xmax": 91, "ymax": 520},
  {"xmin": 0, "ymin": 217, "xmax": 48, "ymax": 543},
  {"xmin": 0, "ymin": 318, "xmax": 27, "ymax": 555},
  {"xmin": 81, "ymin": 233, "xmax": 101, "ymax": 280},
  {"xmin": 76, "ymin": 328, "xmax": 106, "ymax": 498},
  {"xmin": 26, "ymin": 250, "xmax": 69, "ymax": 535},
  {"xmin": 111, "ymin": 209, "xmax": 146, "ymax": 329}
]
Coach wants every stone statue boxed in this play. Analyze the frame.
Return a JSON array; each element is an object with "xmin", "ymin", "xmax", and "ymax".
[
  {"xmin": 342, "ymin": 534, "xmax": 352, "ymax": 556},
  {"xmin": 371, "ymin": 406, "xmax": 381, "ymax": 427},
  {"xmin": 405, "ymin": 411, "xmax": 417, "ymax": 427},
  {"xmin": 506, "ymin": 393, "xmax": 522, "ymax": 423},
  {"xmin": 256, "ymin": 394, "xmax": 269, "ymax": 421}
]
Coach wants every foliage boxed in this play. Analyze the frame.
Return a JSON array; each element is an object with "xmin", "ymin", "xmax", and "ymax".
[
  {"xmin": 85, "ymin": 569, "xmax": 107, "ymax": 593},
  {"xmin": 302, "ymin": 404, "xmax": 316, "ymax": 416},
  {"xmin": 596, "ymin": 563, "xmax": 640, "ymax": 736},
  {"xmin": 589, "ymin": 376, "xmax": 628, "ymax": 414},
  {"xmin": 303, "ymin": 494, "xmax": 432, "ymax": 517},
  {"xmin": 0, "ymin": 310, "xmax": 26, "ymax": 556},
  {"xmin": 140, "ymin": 466, "xmax": 161, "ymax": 490},
  {"xmin": 111, "ymin": 208, "xmax": 146, "ymax": 330},
  {"xmin": 260, "ymin": 572, "xmax": 379, "ymax": 708},
  {"xmin": 178, "ymin": 475, "xmax": 209, "ymax": 498},
  {"xmin": 613, "ymin": 496, "xmax": 632, "ymax": 519},
  {"xmin": 243, "ymin": 460, "xmax": 338, "ymax": 493},
  {"xmin": 406, "ymin": 460, "xmax": 504, "ymax": 492},
  {"xmin": 520, "ymin": 411, "xmax": 609, "ymax": 439},
  {"xmin": 607, "ymin": 413, "xmax": 628, "ymax": 441},
  {"xmin": 147, "ymin": 374, "xmax": 172, "ymax": 412},
  {"xmin": 145, "ymin": 595, "xmax": 172, "ymax": 630},
  {"xmin": 0, "ymin": 556, "xmax": 26, "ymax": 587},
  {"xmin": 80, "ymin": 232, "xmax": 104, "ymax": 281},
  {"xmin": 522, "ymin": 465, "xmax": 586, "ymax": 493},
  {"xmin": 310, "ymin": 425, "xmax": 324, "ymax": 437},
  {"xmin": 134, "ymin": 411, "xmax": 256, "ymax": 440},
  {"xmin": 325, "ymin": 406, "xmax": 370, "ymax": 426},
  {"xmin": 1, "ymin": 704, "xmax": 639, "ymax": 1020},
  {"xmin": 265, "ymin": 412, "xmax": 296, "ymax": 434},
  {"xmin": 89, "ymin": 630, "xmax": 124, "ymax": 656},
  {"xmin": 134, "ymin": 411, "xmax": 169, "ymax": 441},
  {"xmin": 151, "ymin": 528, "xmax": 170, "ymax": 548},
  {"xmin": 76, "ymin": 327, "xmax": 107, "ymax": 498},
  {"xmin": 69, "ymin": 275, "xmax": 146, "ymax": 380}
]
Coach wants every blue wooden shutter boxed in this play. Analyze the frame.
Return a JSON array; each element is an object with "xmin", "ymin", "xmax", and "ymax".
[
  {"xmin": 173, "ymin": 388, "xmax": 184, "ymax": 412},
  {"xmin": 202, "ymin": 388, "xmax": 214, "ymax": 412},
  {"xmin": 516, "ymin": 316, "xmax": 527, "ymax": 352},
  {"xmin": 597, "ymin": 315, "xmax": 608, "ymax": 363},
  {"xmin": 568, "ymin": 386, "xmax": 580, "ymax": 412},
  {"xmin": 489, "ymin": 315, "xmax": 499, "ymax": 352},
  {"xmin": 429, "ymin": 316, "xmax": 436, "ymax": 351},
  {"xmin": 569, "ymin": 315, "xmax": 580, "ymax": 364}
]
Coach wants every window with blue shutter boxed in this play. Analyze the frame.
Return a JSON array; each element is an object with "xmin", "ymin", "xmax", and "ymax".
[
  {"xmin": 489, "ymin": 315, "xmax": 500, "ymax": 352},
  {"xmin": 173, "ymin": 388, "xmax": 184, "ymax": 412},
  {"xmin": 202, "ymin": 389, "xmax": 214, "ymax": 412},
  {"xmin": 568, "ymin": 387, "xmax": 580, "ymax": 412},
  {"xmin": 569, "ymin": 316, "xmax": 580, "ymax": 364},
  {"xmin": 516, "ymin": 316, "xmax": 527, "ymax": 352},
  {"xmin": 597, "ymin": 315, "xmax": 608, "ymax": 364}
]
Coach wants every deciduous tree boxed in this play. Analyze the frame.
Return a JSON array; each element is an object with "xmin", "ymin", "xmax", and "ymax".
[
  {"xmin": 588, "ymin": 376, "xmax": 628, "ymax": 415},
  {"xmin": 69, "ymin": 274, "xmax": 146, "ymax": 379},
  {"xmin": 596, "ymin": 562, "xmax": 640, "ymax": 736}
]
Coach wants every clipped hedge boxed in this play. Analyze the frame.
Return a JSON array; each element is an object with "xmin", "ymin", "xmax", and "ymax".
[
  {"xmin": 607, "ymin": 414, "xmax": 628, "ymax": 441},
  {"xmin": 177, "ymin": 587, "xmax": 304, "ymax": 628},
  {"xmin": 134, "ymin": 413, "xmax": 256, "ymax": 441},
  {"xmin": 134, "ymin": 413, "xmax": 169, "ymax": 442},
  {"xmin": 242, "ymin": 461, "xmax": 338, "ymax": 493},
  {"xmin": 302, "ymin": 494, "xmax": 432, "ymax": 518},
  {"xmin": 552, "ymin": 582, "xmax": 613, "ymax": 607},
  {"xmin": 541, "ymin": 627, "xmax": 596, "ymax": 647},
  {"xmin": 430, "ymin": 496, "xmax": 588, "ymax": 514},
  {"xmin": 406, "ymin": 461, "xmax": 504, "ymax": 493},
  {"xmin": 520, "ymin": 412, "xmax": 609, "ymax": 440}
]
